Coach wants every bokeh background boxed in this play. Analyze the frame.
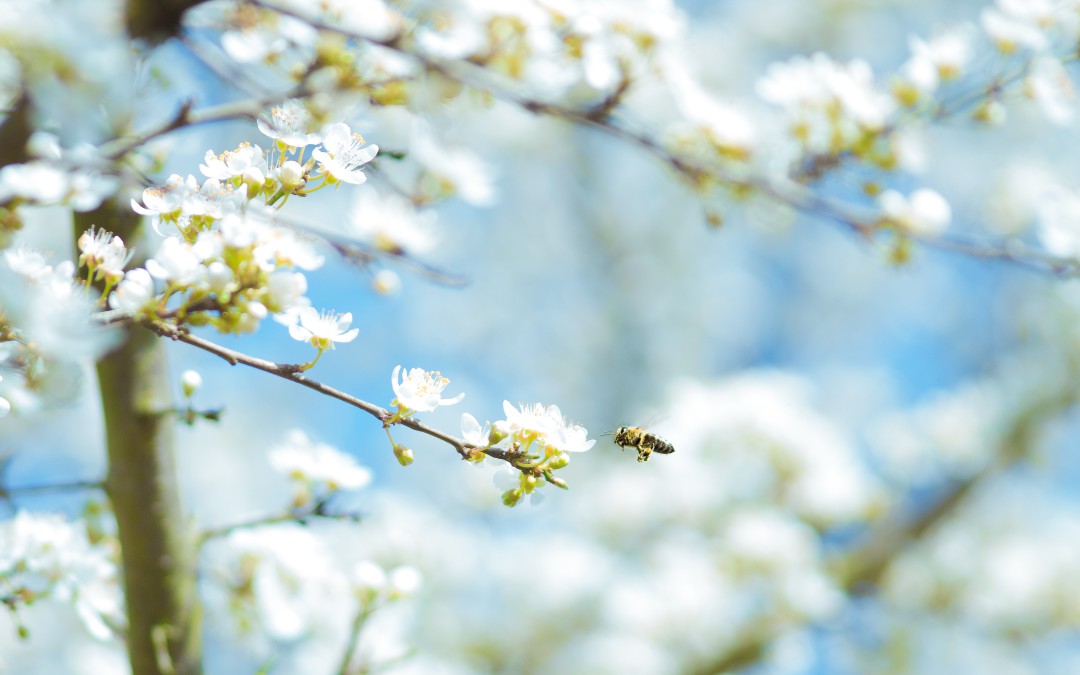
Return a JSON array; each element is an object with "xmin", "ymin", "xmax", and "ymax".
[{"xmin": 5, "ymin": 0, "xmax": 1080, "ymax": 673}]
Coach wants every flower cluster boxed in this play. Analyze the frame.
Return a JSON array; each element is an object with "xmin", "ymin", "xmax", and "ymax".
[
  {"xmin": 269, "ymin": 429, "xmax": 373, "ymax": 508},
  {"xmin": 0, "ymin": 245, "xmax": 119, "ymax": 418},
  {"xmin": 0, "ymin": 511, "xmax": 122, "ymax": 640},
  {"xmin": 757, "ymin": 53, "xmax": 896, "ymax": 160},
  {"xmin": 115, "ymin": 104, "xmax": 384, "ymax": 366},
  {"xmin": 894, "ymin": 27, "xmax": 975, "ymax": 104},
  {"xmin": 201, "ymin": 524, "xmax": 421, "ymax": 670},
  {"xmin": 0, "ymin": 133, "xmax": 119, "ymax": 217},
  {"xmin": 469, "ymin": 401, "xmax": 595, "ymax": 507},
  {"xmin": 352, "ymin": 560, "xmax": 423, "ymax": 605},
  {"xmin": 877, "ymin": 188, "xmax": 952, "ymax": 237}
]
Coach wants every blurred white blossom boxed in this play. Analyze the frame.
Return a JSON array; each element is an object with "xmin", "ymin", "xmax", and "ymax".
[
  {"xmin": 269, "ymin": 429, "xmax": 373, "ymax": 501},
  {"xmin": 0, "ymin": 512, "xmax": 121, "ymax": 640}
]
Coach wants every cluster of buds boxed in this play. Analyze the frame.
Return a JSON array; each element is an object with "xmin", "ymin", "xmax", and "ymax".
[{"xmin": 464, "ymin": 401, "xmax": 595, "ymax": 507}]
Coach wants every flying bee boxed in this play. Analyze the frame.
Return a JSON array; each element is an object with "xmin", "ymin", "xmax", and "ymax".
[{"xmin": 613, "ymin": 426, "xmax": 675, "ymax": 462}]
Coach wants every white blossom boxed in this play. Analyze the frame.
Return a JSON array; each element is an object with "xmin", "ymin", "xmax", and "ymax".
[
  {"xmin": 288, "ymin": 307, "xmax": 360, "ymax": 349},
  {"xmin": 202, "ymin": 526, "xmax": 350, "ymax": 643},
  {"xmin": 347, "ymin": 189, "xmax": 438, "ymax": 255},
  {"xmin": 146, "ymin": 236, "xmax": 206, "ymax": 286},
  {"xmin": 270, "ymin": 429, "xmax": 373, "ymax": 492},
  {"xmin": 78, "ymin": 226, "xmax": 132, "ymax": 281},
  {"xmin": 388, "ymin": 565, "xmax": 422, "ymax": 597},
  {"xmin": 131, "ymin": 174, "xmax": 191, "ymax": 233},
  {"xmin": 496, "ymin": 401, "xmax": 595, "ymax": 454},
  {"xmin": 257, "ymin": 99, "xmax": 323, "ymax": 148},
  {"xmin": 411, "ymin": 128, "xmax": 494, "ymax": 206},
  {"xmin": 391, "ymin": 365, "xmax": 465, "ymax": 413},
  {"xmin": 1027, "ymin": 56, "xmax": 1076, "ymax": 126},
  {"xmin": 353, "ymin": 560, "xmax": 388, "ymax": 595},
  {"xmin": 0, "ymin": 161, "xmax": 69, "ymax": 204},
  {"xmin": 108, "ymin": 268, "xmax": 155, "ymax": 313},
  {"xmin": 199, "ymin": 143, "xmax": 269, "ymax": 181},
  {"xmin": 461, "ymin": 412, "xmax": 490, "ymax": 446},
  {"xmin": 312, "ymin": 122, "xmax": 379, "ymax": 185},
  {"xmin": 981, "ymin": 0, "xmax": 1054, "ymax": 52},
  {"xmin": 181, "ymin": 370, "xmax": 202, "ymax": 398},
  {"xmin": 878, "ymin": 188, "xmax": 951, "ymax": 236},
  {"xmin": 265, "ymin": 270, "xmax": 308, "ymax": 314}
]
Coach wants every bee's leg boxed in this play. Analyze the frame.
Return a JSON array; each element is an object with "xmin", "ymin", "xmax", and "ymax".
[{"xmin": 636, "ymin": 443, "xmax": 650, "ymax": 462}]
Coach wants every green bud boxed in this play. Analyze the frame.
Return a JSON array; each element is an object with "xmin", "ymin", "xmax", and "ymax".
[
  {"xmin": 501, "ymin": 488, "xmax": 522, "ymax": 507},
  {"xmin": 393, "ymin": 444, "xmax": 414, "ymax": 466},
  {"xmin": 488, "ymin": 426, "xmax": 508, "ymax": 445},
  {"xmin": 548, "ymin": 453, "xmax": 570, "ymax": 469}
]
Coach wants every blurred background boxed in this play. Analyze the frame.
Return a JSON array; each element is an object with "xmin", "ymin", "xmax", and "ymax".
[{"xmin": 5, "ymin": 0, "xmax": 1080, "ymax": 673}]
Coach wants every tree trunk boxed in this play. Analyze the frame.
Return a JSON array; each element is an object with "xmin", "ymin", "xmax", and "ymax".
[{"xmin": 76, "ymin": 206, "xmax": 202, "ymax": 675}]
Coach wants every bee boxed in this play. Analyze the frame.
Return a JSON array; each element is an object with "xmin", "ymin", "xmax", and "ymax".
[{"xmin": 613, "ymin": 426, "xmax": 675, "ymax": 462}]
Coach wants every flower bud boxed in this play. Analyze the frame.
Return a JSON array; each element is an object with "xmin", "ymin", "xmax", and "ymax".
[
  {"xmin": 241, "ymin": 166, "xmax": 266, "ymax": 193},
  {"xmin": 501, "ymin": 488, "xmax": 522, "ymax": 507},
  {"xmin": 279, "ymin": 160, "xmax": 305, "ymax": 189},
  {"xmin": 548, "ymin": 476, "xmax": 569, "ymax": 490},
  {"xmin": 488, "ymin": 426, "xmax": 508, "ymax": 446},
  {"xmin": 388, "ymin": 566, "xmax": 422, "ymax": 598},
  {"xmin": 353, "ymin": 560, "xmax": 387, "ymax": 603},
  {"xmin": 394, "ymin": 444, "xmax": 414, "ymax": 466},
  {"xmin": 372, "ymin": 269, "xmax": 400, "ymax": 295},
  {"xmin": 181, "ymin": 370, "xmax": 202, "ymax": 398},
  {"xmin": 548, "ymin": 452, "xmax": 570, "ymax": 470}
]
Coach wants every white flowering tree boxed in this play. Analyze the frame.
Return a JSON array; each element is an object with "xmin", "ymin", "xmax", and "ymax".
[{"xmin": 3, "ymin": 0, "xmax": 1080, "ymax": 673}]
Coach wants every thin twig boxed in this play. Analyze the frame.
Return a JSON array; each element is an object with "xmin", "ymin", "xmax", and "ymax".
[
  {"xmin": 0, "ymin": 479, "xmax": 104, "ymax": 497},
  {"xmin": 200, "ymin": 500, "xmax": 361, "ymax": 542},
  {"xmin": 337, "ymin": 603, "xmax": 377, "ymax": 675},
  {"xmin": 142, "ymin": 319, "xmax": 481, "ymax": 459}
]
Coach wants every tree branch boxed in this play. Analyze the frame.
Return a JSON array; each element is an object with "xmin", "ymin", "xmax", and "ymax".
[
  {"xmin": 0, "ymin": 479, "xmax": 103, "ymax": 497},
  {"xmin": 199, "ymin": 499, "xmax": 361, "ymax": 543},
  {"xmin": 141, "ymin": 319, "xmax": 485, "ymax": 460},
  {"xmin": 245, "ymin": 0, "xmax": 1080, "ymax": 278}
]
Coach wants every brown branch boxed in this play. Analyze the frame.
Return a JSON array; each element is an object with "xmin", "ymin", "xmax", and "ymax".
[
  {"xmin": 244, "ymin": 0, "xmax": 1080, "ymax": 278},
  {"xmin": 141, "ymin": 319, "xmax": 485, "ymax": 460},
  {"xmin": 99, "ymin": 99, "xmax": 260, "ymax": 161}
]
